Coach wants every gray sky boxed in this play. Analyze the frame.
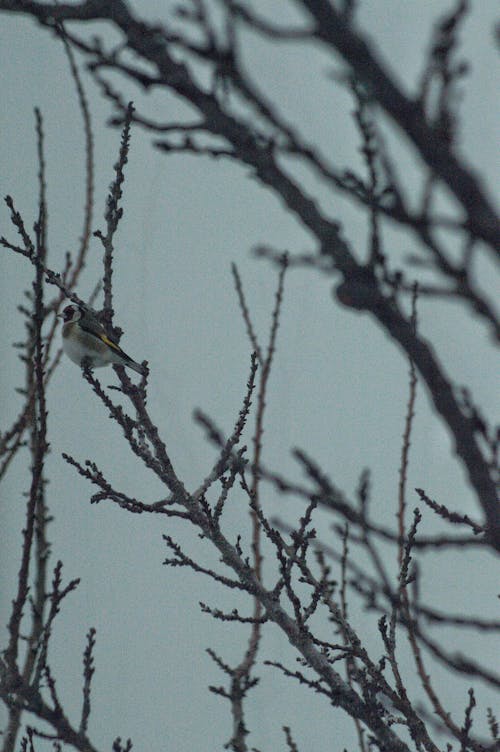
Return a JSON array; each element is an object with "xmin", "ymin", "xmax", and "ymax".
[{"xmin": 1, "ymin": 2, "xmax": 498, "ymax": 750}]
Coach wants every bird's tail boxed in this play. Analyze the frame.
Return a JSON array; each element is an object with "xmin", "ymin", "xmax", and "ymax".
[
  {"xmin": 126, "ymin": 358, "xmax": 145, "ymax": 375},
  {"xmin": 111, "ymin": 347, "xmax": 145, "ymax": 375}
]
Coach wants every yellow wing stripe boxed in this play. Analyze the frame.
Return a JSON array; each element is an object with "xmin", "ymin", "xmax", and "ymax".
[{"xmin": 99, "ymin": 333, "xmax": 123, "ymax": 354}]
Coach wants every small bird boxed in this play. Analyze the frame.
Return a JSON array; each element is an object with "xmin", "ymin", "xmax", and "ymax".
[{"xmin": 58, "ymin": 304, "xmax": 144, "ymax": 374}]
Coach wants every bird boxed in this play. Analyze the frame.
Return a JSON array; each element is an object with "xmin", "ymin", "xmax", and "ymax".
[{"xmin": 58, "ymin": 304, "xmax": 144, "ymax": 374}]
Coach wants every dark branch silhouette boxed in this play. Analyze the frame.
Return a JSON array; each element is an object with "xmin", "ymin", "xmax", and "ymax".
[{"xmin": 1, "ymin": 3, "xmax": 498, "ymax": 751}]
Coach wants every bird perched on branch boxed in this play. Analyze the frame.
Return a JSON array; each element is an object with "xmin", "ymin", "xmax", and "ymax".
[{"xmin": 59, "ymin": 304, "xmax": 144, "ymax": 374}]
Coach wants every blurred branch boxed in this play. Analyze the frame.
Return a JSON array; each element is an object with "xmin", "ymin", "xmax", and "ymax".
[
  {"xmin": 0, "ymin": 94, "xmax": 99, "ymax": 752},
  {"xmin": 56, "ymin": 22, "xmax": 95, "ymax": 279},
  {"xmin": 1, "ymin": 0, "xmax": 497, "ymax": 544},
  {"xmin": 299, "ymin": 0, "xmax": 500, "ymax": 254},
  {"xmin": 2, "ymin": 111, "xmax": 49, "ymax": 751},
  {"xmin": 1, "ymin": 3, "xmax": 498, "ymax": 749}
]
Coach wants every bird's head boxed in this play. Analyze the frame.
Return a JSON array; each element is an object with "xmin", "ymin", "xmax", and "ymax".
[{"xmin": 58, "ymin": 304, "xmax": 84, "ymax": 324}]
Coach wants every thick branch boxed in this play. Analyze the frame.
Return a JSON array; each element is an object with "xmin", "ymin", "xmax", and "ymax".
[{"xmin": 300, "ymin": 0, "xmax": 500, "ymax": 254}]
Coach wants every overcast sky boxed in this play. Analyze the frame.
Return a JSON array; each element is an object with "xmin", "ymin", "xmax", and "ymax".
[{"xmin": 1, "ymin": 2, "xmax": 498, "ymax": 750}]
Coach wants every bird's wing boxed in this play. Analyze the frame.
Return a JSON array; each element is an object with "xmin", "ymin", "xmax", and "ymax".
[
  {"xmin": 98, "ymin": 332, "xmax": 126, "ymax": 355},
  {"xmin": 79, "ymin": 318, "xmax": 126, "ymax": 355}
]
